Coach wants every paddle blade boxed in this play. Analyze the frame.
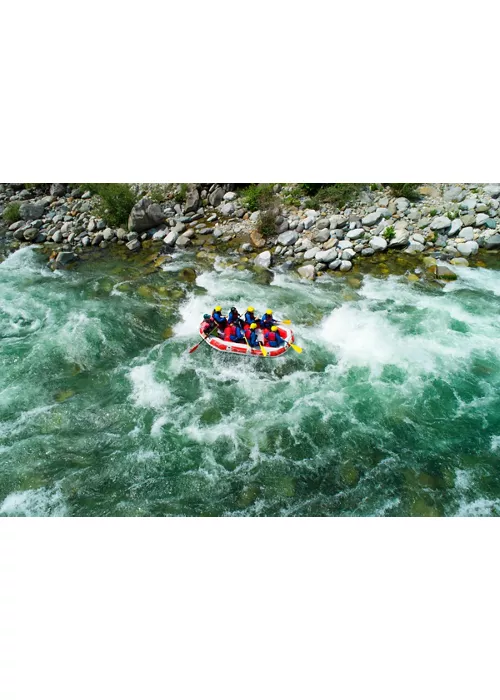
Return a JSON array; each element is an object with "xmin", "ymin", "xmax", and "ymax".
[
  {"xmin": 289, "ymin": 343, "xmax": 303, "ymax": 353},
  {"xmin": 259, "ymin": 343, "xmax": 267, "ymax": 357},
  {"xmin": 280, "ymin": 319, "xmax": 291, "ymax": 324},
  {"xmin": 188, "ymin": 342, "xmax": 201, "ymax": 353}
]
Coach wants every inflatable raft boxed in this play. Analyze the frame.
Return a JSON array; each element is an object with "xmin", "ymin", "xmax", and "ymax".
[{"xmin": 199, "ymin": 324, "xmax": 294, "ymax": 357}]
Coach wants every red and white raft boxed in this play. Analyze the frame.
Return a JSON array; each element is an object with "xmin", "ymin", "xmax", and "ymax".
[{"xmin": 199, "ymin": 324, "xmax": 294, "ymax": 357}]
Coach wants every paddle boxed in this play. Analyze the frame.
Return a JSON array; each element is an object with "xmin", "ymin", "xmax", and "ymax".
[
  {"xmin": 188, "ymin": 324, "xmax": 218, "ymax": 354},
  {"xmin": 278, "ymin": 319, "xmax": 291, "ymax": 324},
  {"xmin": 285, "ymin": 340, "xmax": 303, "ymax": 354},
  {"xmin": 259, "ymin": 342, "xmax": 267, "ymax": 357}
]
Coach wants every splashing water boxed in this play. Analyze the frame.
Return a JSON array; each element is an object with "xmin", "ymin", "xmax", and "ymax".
[{"xmin": 1, "ymin": 246, "xmax": 500, "ymax": 516}]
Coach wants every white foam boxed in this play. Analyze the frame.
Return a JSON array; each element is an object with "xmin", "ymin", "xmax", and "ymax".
[
  {"xmin": 491, "ymin": 436, "xmax": 500, "ymax": 452},
  {"xmin": 445, "ymin": 265, "xmax": 500, "ymax": 298},
  {"xmin": 128, "ymin": 364, "xmax": 171, "ymax": 410},
  {"xmin": 455, "ymin": 498, "xmax": 500, "ymax": 517},
  {"xmin": 0, "ymin": 485, "xmax": 68, "ymax": 517}
]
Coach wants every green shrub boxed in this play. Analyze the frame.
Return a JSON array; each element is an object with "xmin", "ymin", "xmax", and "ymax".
[
  {"xmin": 3, "ymin": 202, "xmax": 21, "ymax": 224},
  {"xmin": 174, "ymin": 183, "xmax": 188, "ymax": 204},
  {"xmin": 240, "ymin": 183, "xmax": 275, "ymax": 212},
  {"xmin": 429, "ymin": 208, "xmax": 438, "ymax": 216},
  {"xmin": 84, "ymin": 183, "xmax": 138, "ymax": 228},
  {"xmin": 148, "ymin": 184, "xmax": 169, "ymax": 204},
  {"xmin": 383, "ymin": 225, "xmax": 395, "ymax": 241},
  {"xmin": 446, "ymin": 210, "xmax": 458, "ymax": 220},
  {"xmin": 387, "ymin": 183, "xmax": 421, "ymax": 201},
  {"xmin": 303, "ymin": 183, "xmax": 365, "ymax": 210}
]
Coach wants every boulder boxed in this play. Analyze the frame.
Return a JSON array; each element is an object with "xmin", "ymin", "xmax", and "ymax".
[
  {"xmin": 430, "ymin": 216, "xmax": 451, "ymax": 231},
  {"xmin": 126, "ymin": 239, "xmax": 141, "ymax": 251},
  {"xmin": 370, "ymin": 236, "xmax": 388, "ymax": 251},
  {"xmin": 339, "ymin": 260, "xmax": 353, "ymax": 272},
  {"xmin": 220, "ymin": 202, "xmax": 235, "ymax": 216},
  {"xmin": 484, "ymin": 184, "xmax": 500, "ymax": 198},
  {"xmin": 50, "ymin": 183, "xmax": 66, "ymax": 197},
  {"xmin": 436, "ymin": 265, "xmax": 457, "ymax": 281},
  {"xmin": 341, "ymin": 249, "xmax": 356, "ymax": 261},
  {"xmin": 315, "ymin": 249, "xmax": 338, "ymax": 263},
  {"xmin": 304, "ymin": 247, "xmax": 322, "ymax": 260},
  {"xmin": 208, "ymin": 187, "xmax": 225, "ymax": 207},
  {"xmin": 163, "ymin": 230, "xmax": 179, "ymax": 246},
  {"xmin": 298, "ymin": 264, "xmax": 316, "ymax": 280},
  {"xmin": 395, "ymin": 197, "xmax": 410, "ymax": 212},
  {"xmin": 128, "ymin": 198, "xmax": 165, "ymax": 233},
  {"xmin": 448, "ymin": 218, "xmax": 463, "ymax": 236},
  {"xmin": 23, "ymin": 227, "xmax": 38, "ymax": 241},
  {"xmin": 176, "ymin": 235, "xmax": 191, "ymax": 247},
  {"xmin": 316, "ymin": 218, "xmax": 330, "ymax": 230},
  {"xmin": 223, "ymin": 192, "xmax": 237, "ymax": 201},
  {"xmin": 362, "ymin": 211, "xmax": 382, "ymax": 227},
  {"xmin": 184, "ymin": 187, "xmax": 201, "ymax": 214},
  {"xmin": 475, "ymin": 213, "xmax": 489, "ymax": 227},
  {"xmin": 484, "ymin": 233, "xmax": 500, "ymax": 249},
  {"xmin": 444, "ymin": 186, "xmax": 465, "ymax": 202},
  {"xmin": 460, "ymin": 227, "xmax": 474, "ymax": 241},
  {"xmin": 389, "ymin": 229, "xmax": 410, "ymax": 247},
  {"xmin": 55, "ymin": 251, "xmax": 76, "ymax": 265},
  {"xmin": 254, "ymin": 250, "xmax": 272, "ymax": 269},
  {"xmin": 312, "ymin": 229, "xmax": 330, "ymax": 243},
  {"xmin": 457, "ymin": 241, "xmax": 479, "ymax": 257},
  {"xmin": 19, "ymin": 200, "xmax": 46, "ymax": 220},
  {"xmin": 346, "ymin": 228, "xmax": 365, "ymax": 240},
  {"xmin": 277, "ymin": 231, "xmax": 299, "ymax": 246}
]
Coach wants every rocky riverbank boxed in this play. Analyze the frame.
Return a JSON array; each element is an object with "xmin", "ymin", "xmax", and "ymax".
[{"xmin": 1, "ymin": 182, "xmax": 499, "ymax": 283}]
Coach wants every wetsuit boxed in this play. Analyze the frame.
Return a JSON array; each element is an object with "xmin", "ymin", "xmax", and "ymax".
[
  {"xmin": 249, "ymin": 329, "xmax": 260, "ymax": 347},
  {"xmin": 245, "ymin": 311, "xmax": 258, "ymax": 327},
  {"xmin": 228, "ymin": 309, "xmax": 242, "ymax": 327},
  {"xmin": 212, "ymin": 310, "xmax": 227, "ymax": 330},
  {"xmin": 264, "ymin": 329, "xmax": 283, "ymax": 348},
  {"xmin": 261, "ymin": 313, "xmax": 277, "ymax": 330}
]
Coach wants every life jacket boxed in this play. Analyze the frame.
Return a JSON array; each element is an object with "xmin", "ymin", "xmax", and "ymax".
[
  {"xmin": 228, "ymin": 310, "xmax": 240, "ymax": 324},
  {"xmin": 201, "ymin": 320, "xmax": 214, "ymax": 334},
  {"xmin": 264, "ymin": 330, "xmax": 277, "ymax": 346},
  {"xmin": 230, "ymin": 326, "xmax": 243, "ymax": 342},
  {"xmin": 245, "ymin": 311, "xmax": 255, "ymax": 325},
  {"xmin": 224, "ymin": 325, "xmax": 234, "ymax": 341},
  {"xmin": 213, "ymin": 311, "xmax": 227, "ymax": 326},
  {"xmin": 261, "ymin": 314, "xmax": 275, "ymax": 328},
  {"xmin": 244, "ymin": 327, "xmax": 251, "ymax": 339}
]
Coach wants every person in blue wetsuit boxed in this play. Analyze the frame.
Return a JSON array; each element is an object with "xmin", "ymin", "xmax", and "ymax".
[
  {"xmin": 226, "ymin": 324, "xmax": 245, "ymax": 343},
  {"xmin": 264, "ymin": 325, "xmax": 284, "ymax": 348},
  {"xmin": 261, "ymin": 309, "xmax": 277, "ymax": 330},
  {"xmin": 245, "ymin": 306, "xmax": 259, "ymax": 328},
  {"xmin": 246, "ymin": 322, "xmax": 260, "ymax": 347},
  {"xmin": 212, "ymin": 305, "xmax": 227, "ymax": 330},
  {"xmin": 228, "ymin": 306, "xmax": 241, "ymax": 327}
]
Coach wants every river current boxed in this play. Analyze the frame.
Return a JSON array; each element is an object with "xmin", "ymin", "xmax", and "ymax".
[{"xmin": 1, "ymin": 246, "xmax": 499, "ymax": 516}]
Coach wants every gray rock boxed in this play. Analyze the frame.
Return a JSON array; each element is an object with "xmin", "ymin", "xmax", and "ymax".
[
  {"xmin": 55, "ymin": 251, "xmax": 76, "ymax": 265},
  {"xmin": 476, "ymin": 203, "xmax": 488, "ymax": 213},
  {"xmin": 484, "ymin": 184, "xmax": 500, "ymax": 198},
  {"xmin": 81, "ymin": 236, "xmax": 90, "ymax": 247},
  {"xmin": 329, "ymin": 215, "xmax": 348, "ymax": 229},
  {"xmin": 295, "ymin": 238, "xmax": 314, "ymax": 252},
  {"xmin": 315, "ymin": 249, "xmax": 338, "ymax": 263},
  {"xmin": 410, "ymin": 233, "xmax": 425, "ymax": 245},
  {"xmin": 395, "ymin": 197, "xmax": 410, "ymax": 212},
  {"xmin": 457, "ymin": 241, "xmax": 479, "ymax": 256},
  {"xmin": 316, "ymin": 218, "xmax": 330, "ymax": 230},
  {"xmin": 128, "ymin": 197, "xmax": 165, "ymax": 233},
  {"xmin": 362, "ymin": 211, "xmax": 382, "ymax": 227},
  {"xmin": 8, "ymin": 220, "xmax": 24, "ymax": 231},
  {"xmin": 303, "ymin": 216, "xmax": 315, "ymax": 230},
  {"xmin": 50, "ymin": 183, "xmax": 66, "ymax": 197},
  {"xmin": 461, "ymin": 213, "xmax": 476, "ymax": 226},
  {"xmin": 184, "ymin": 187, "xmax": 201, "ymax": 214},
  {"xmin": 102, "ymin": 228, "xmax": 114, "ymax": 241},
  {"xmin": 223, "ymin": 192, "xmax": 237, "ymax": 201},
  {"xmin": 19, "ymin": 200, "xmax": 46, "ymax": 220},
  {"xmin": 460, "ymin": 198, "xmax": 476, "ymax": 211},
  {"xmin": 304, "ymin": 247, "xmax": 321, "ymax": 260},
  {"xmin": 241, "ymin": 243, "xmax": 253, "ymax": 253},
  {"xmin": 277, "ymin": 231, "xmax": 299, "ymax": 246},
  {"xmin": 444, "ymin": 186, "xmax": 465, "ymax": 202},
  {"xmin": 92, "ymin": 234, "xmax": 104, "ymax": 246},
  {"xmin": 23, "ymin": 227, "xmax": 38, "ymax": 241},
  {"xmin": 116, "ymin": 228, "xmax": 127, "ymax": 240},
  {"xmin": 361, "ymin": 247, "xmax": 375, "ymax": 256},
  {"xmin": 450, "ymin": 257, "xmax": 469, "ymax": 266},
  {"xmin": 52, "ymin": 231, "xmax": 63, "ymax": 243},
  {"xmin": 255, "ymin": 250, "xmax": 272, "ymax": 268},
  {"xmin": 430, "ymin": 216, "xmax": 451, "ymax": 231},
  {"xmin": 370, "ymin": 236, "xmax": 388, "ymax": 251},
  {"xmin": 460, "ymin": 227, "xmax": 474, "ymax": 241},
  {"xmin": 341, "ymin": 249, "xmax": 356, "ymax": 260},
  {"xmin": 298, "ymin": 264, "xmax": 316, "ymax": 280},
  {"xmin": 163, "ymin": 230, "xmax": 179, "ymax": 246},
  {"xmin": 296, "ymin": 222, "xmax": 304, "ymax": 234},
  {"xmin": 436, "ymin": 265, "xmax": 457, "ymax": 280},
  {"xmin": 338, "ymin": 240, "xmax": 353, "ymax": 250},
  {"xmin": 208, "ymin": 187, "xmax": 225, "ymax": 207},
  {"xmin": 249, "ymin": 211, "xmax": 260, "ymax": 223},
  {"xmin": 405, "ymin": 241, "xmax": 425, "ymax": 254},
  {"xmin": 220, "ymin": 202, "xmax": 235, "ymax": 216},
  {"xmin": 276, "ymin": 220, "xmax": 289, "ymax": 235},
  {"xmin": 328, "ymin": 260, "xmax": 342, "ymax": 270},
  {"xmin": 339, "ymin": 260, "xmax": 353, "ymax": 272},
  {"xmin": 484, "ymin": 233, "xmax": 500, "ymax": 249},
  {"xmin": 175, "ymin": 235, "xmax": 191, "ymax": 247},
  {"xmin": 448, "ymin": 218, "xmax": 463, "ymax": 236},
  {"xmin": 475, "ymin": 213, "xmax": 489, "ymax": 226},
  {"xmin": 389, "ymin": 229, "xmax": 410, "ymax": 247},
  {"xmin": 312, "ymin": 229, "xmax": 330, "ymax": 243},
  {"xmin": 346, "ymin": 228, "xmax": 364, "ymax": 240},
  {"xmin": 126, "ymin": 239, "xmax": 141, "ymax": 251}
]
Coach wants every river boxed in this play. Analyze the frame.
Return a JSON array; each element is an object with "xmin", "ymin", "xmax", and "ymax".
[{"xmin": 1, "ymin": 245, "xmax": 500, "ymax": 516}]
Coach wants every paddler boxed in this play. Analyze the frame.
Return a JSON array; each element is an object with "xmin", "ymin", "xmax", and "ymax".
[{"xmin": 261, "ymin": 309, "xmax": 277, "ymax": 330}]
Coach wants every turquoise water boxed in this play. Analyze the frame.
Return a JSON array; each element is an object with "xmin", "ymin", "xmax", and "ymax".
[{"xmin": 1, "ymin": 245, "xmax": 500, "ymax": 516}]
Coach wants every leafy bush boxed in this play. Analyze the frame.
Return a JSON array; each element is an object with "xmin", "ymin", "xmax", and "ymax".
[
  {"xmin": 84, "ymin": 183, "xmax": 138, "ymax": 228},
  {"xmin": 387, "ymin": 183, "xmax": 421, "ymax": 201},
  {"xmin": 303, "ymin": 183, "xmax": 365, "ymax": 210},
  {"xmin": 429, "ymin": 208, "xmax": 438, "ymax": 217},
  {"xmin": 446, "ymin": 211, "xmax": 458, "ymax": 220},
  {"xmin": 148, "ymin": 184, "xmax": 169, "ymax": 204},
  {"xmin": 3, "ymin": 202, "xmax": 21, "ymax": 224},
  {"xmin": 240, "ymin": 183, "xmax": 275, "ymax": 212},
  {"xmin": 383, "ymin": 225, "xmax": 395, "ymax": 241}
]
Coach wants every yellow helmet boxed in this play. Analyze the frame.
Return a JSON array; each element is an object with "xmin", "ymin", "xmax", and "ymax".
[
  {"xmin": 250, "ymin": 323, "xmax": 257, "ymax": 329},
  {"xmin": 271, "ymin": 325, "xmax": 278, "ymax": 331},
  {"xmin": 266, "ymin": 309, "xmax": 272, "ymax": 315},
  {"xmin": 247, "ymin": 306, "xmax": 254, "ymax": 312},
  {"xmin": 214, "ymin": 305, "xmax": 222, "ymax": 311}
]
